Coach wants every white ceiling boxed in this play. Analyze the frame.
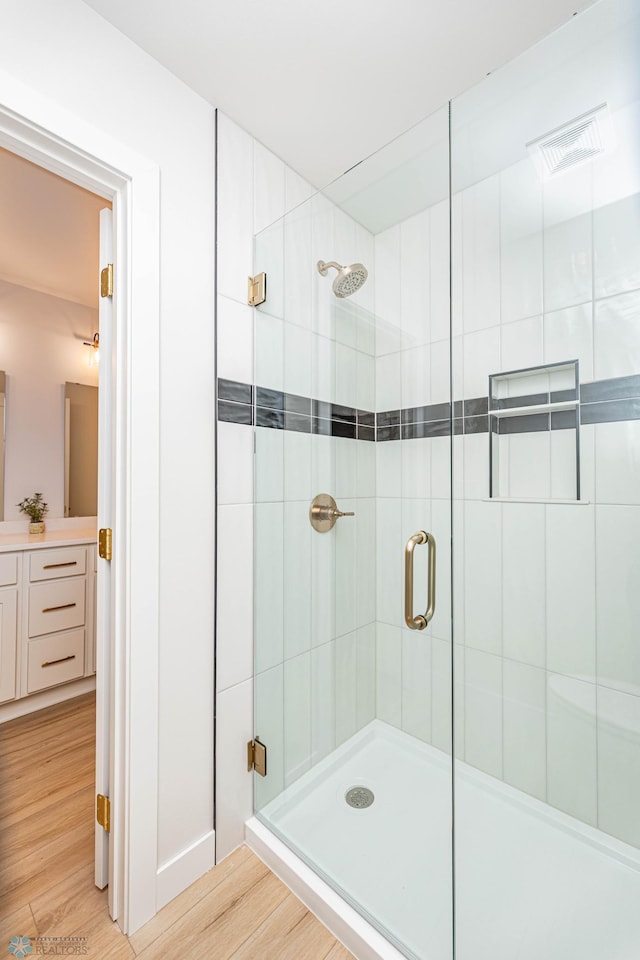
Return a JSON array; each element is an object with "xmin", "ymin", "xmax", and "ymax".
[
  {"xmin": 81, "ymin": 0, "xmax": 595, "ymax": 188},
  {"xmin": 0, "ymin": 148, "xmax": 108, "ymax": 308}
]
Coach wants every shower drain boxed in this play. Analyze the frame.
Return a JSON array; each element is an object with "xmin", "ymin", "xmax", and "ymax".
[{"xmin": 345, "ymin": 786, "xmax": 375, "ymax": 809}]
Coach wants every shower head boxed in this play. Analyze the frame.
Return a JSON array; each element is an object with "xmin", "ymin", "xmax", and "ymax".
[{"xmin": 317, "ymin": 259, "xmax": 368, "ymax": 298}]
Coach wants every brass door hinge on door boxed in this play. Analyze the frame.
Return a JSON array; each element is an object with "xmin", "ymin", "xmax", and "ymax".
[
  {"xmin": 98, "ymin": 528, "xmax": 112, "ymax": 561},
  {"xmin": 96, "ymin": 793, "xmax": 111, "ymax": 832},
  {"xmin": 247, "ymin": 738, "xmax": 267, "ymax": 777},
  {"xmin": 100, "ymin": 263, "xmax": 114, "ymax": 298}
]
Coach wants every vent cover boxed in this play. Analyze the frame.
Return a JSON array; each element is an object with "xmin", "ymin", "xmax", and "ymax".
[{"xmin": 527, "ymin": 103, "xmax": 608, "ymax": 179}]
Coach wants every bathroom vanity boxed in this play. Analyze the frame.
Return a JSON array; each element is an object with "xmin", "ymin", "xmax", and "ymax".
[{"xmin": 0, "ymin": 528, "xmax": 97, "ymax": 719}]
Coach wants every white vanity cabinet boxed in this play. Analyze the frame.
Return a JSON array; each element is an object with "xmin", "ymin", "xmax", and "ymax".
[
  {"xmin": 0, "ymin": 553, "xmax": 18, "ymax": 703},
  {"xmin": 24, "ymin": 545, "xmax": 89, "ymax": 695},
  {"xmin": 0, "ymin": 533, "xmax": 96, "ymax": 717}
]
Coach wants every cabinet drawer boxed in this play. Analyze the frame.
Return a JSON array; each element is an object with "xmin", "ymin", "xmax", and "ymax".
[
  {"xmin": 0, "ymin": 554, "xmax": 18, "ymax": 587},
  {"xmin": 30, "ymin": 547, "xmax": 87, "ymax": 582},
  {"xmin": 27, "ymin": 629, "xmax": 85, "ymax": 693},
  {"xmin": 28, "ymin": 579, "xmax": 85, "ymax": 638}
]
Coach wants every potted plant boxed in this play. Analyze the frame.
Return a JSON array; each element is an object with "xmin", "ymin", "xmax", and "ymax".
[{"xmin": 18, "ymin": 492, "xmax": 49, "ymax": 534}]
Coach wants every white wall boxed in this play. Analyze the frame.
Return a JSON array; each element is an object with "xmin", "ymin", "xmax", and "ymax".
[
  {"xmin": 0, "ymin": 0, "xmax": 215, "ymax": 919},
  {"xmin": 0, "ymin": 279, "xmax": 98, "ymax": 519}
]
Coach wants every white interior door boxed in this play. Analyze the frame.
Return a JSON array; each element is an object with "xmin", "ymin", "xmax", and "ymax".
[{"xmin": 95, "ymin": 207, "xmax": 115, "ymax": 915}]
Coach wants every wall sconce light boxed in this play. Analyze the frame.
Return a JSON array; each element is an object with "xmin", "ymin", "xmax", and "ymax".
[{"xmin": 83, "ymin": 332, "xmax": 100, "ymax": 365}]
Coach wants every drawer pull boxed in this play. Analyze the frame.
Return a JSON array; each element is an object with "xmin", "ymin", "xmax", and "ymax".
[
  {"xmin": 41, "ymin": 602, "xmax": 77, "ymax": 613},
  {"xmin": 41, "ymin": 654, "xmax": 76, "ymax": 668},
  {"xmin": 42, "ymin": 561, "xmax": 78, "ymax": 570}
]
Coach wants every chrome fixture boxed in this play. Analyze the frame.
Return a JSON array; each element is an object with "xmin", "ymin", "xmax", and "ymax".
[
  {"xmin": 317, "ymin": 259, "xmax": 368, "ymax": 298},
  {"xmin": 404, "ymin": 530, "xmax": 436, "ymax": 630},
  {"xmin": 309, "ymin": 494, "xmax": 355, "ymax": 532}
]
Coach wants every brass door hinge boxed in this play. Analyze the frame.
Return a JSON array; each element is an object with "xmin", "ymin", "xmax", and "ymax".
[
  {"xmin": 247, "ymin": 738, "xmax": 267, "ymax": 777},
  {"xmin": 96, "ymin": 793, "xmax": 111, "ymax": 832},
  {"xmin": 98, "ymin": 528, "xmax": 112, "ymax": 561},
  {"xmin": 248, "ymin": 272, "xmax": 266, "ymax": 307},
  {"xmin": 100, "ymin": 263, "xmax": 114, "ymax": 298}
]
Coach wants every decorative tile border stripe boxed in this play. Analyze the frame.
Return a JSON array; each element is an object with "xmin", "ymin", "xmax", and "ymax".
[{"xmin": 216, "ymin": 375, "xmax": 640, "ymax": 440}]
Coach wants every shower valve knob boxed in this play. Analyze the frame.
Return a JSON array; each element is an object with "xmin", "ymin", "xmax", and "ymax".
[{"xmin": 309, "ymin": 494, "xmax": 355, "ymax": 532}]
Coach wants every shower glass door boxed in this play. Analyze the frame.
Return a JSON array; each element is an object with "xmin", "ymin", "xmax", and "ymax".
[
  {"xmin": 252, "ymin": 107, "xmax": 454, "ymax": 959},
  {"xmin": 451, "ymin": 1, "xmax": 640, "ymax": 957}
]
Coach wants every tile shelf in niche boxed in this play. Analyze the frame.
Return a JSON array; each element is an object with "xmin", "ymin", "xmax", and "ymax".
[
  {"xmin": 489, "ymin": 359, "xmax": 581, "ymax": 501},
  {"xmin": 482, "ymin": 498, "xmax": 591, "ymax": 505},
  {"xmin": 491, "ymin": 399, "xmax": 578, "ymax": 418}
]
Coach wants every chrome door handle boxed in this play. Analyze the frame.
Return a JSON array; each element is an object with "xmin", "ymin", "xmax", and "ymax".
[{"xmin": 404, "ymin": 531, "xmax": 436, "ymax": 630}]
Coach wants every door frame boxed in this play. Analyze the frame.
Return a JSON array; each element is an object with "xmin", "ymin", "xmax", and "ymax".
[{"xmin": 0, "ymin": 73, "xmax": 161, "ymax": 933}]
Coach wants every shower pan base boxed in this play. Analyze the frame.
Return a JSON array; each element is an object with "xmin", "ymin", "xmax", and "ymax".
[{"xmin": 246, "ymin": 721, "xmax": 640, "ymax": 960}]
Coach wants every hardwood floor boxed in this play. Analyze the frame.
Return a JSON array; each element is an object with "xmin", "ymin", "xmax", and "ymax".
[{"xmin": 0, "ymin": 693, "xmax": 354, "ymax": 959}]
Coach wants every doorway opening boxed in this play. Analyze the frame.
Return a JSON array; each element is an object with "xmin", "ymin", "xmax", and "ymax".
[{"xmin": 0, "ymin": 145, "xmax": 114, "ymax": 923}]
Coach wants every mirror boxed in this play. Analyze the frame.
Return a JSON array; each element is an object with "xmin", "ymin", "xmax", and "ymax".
[
  {"xmin": 0, "ymin": 371, "xmax": 5, "ymax": 521},
  {"xmin": 64, "ymin": 381, "xmax": 98, "ymax": 517}
]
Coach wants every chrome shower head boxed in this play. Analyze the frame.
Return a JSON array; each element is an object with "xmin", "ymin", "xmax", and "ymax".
[{"xmin": 317, "ymin": 259, "xmax": 368, "ymax": 298}]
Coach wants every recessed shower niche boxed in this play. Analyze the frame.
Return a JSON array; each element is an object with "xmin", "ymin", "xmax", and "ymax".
[{"xmin": 489, "ymin": 360, "xmax": 580, "ymax": 501}]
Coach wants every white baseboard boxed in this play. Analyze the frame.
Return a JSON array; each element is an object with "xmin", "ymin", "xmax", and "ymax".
[
  {"xmin": 245, "ymin": 817, "xmax": 406, "ymax": 960},
  {"xmin": 156, "ymin": 830, "xmax": 216, "ymax": 911},
  {"xmin": 0, "ymin": 675, "xmax": 96, "ymax": 723}
]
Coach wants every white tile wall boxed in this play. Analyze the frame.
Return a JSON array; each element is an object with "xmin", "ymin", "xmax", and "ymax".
[
  {"xmin": 217, "ymin": 295, "xmax": 254, "ymax": 384},
  {"xmin": 546, "ymin": 674, "xmax": 597, "ymax": 826},
  {"xmin": 462, "ymin": 176, "xmax": 500, "ymax": 334},
  {"xmin": 503, "ymin": 659, "xmax": 546, "ymax": 801},
  {"xmin": 595, "ymin": 504, "xmax": 640, "ymax": 694},
  {"xmin": 311, "ymin": 641, "xmax": 336, "ymax": 765},
  {"xmin": 335, "ymin": 631, "xmax": 358, "ymax": 746},
  {"xmin": 597, "ymin": 684, "xmax": 640, "ymax": 847},
  {"xmin": 595, "ymin": 420, "xmax": 640, "ymax": 505},
  {"xmin": 464, "ymin": 501, "xmax": 502, "ymax": 656},
  {"xmin": 400, "ymin": 210, "xmax": 430, "ymax": 347},
  {"xmin": 376, "ymin": 622, "xmax": 402, "ymax": 727},
  {"xmin": 594, "ymin": 289, "xmax": 640, "ymax": 380},
  {"xmin": 543, "ymin": 212, "xmax": 592, "ymax": 313},
  {"xmin": 217, "ymin": 116, "xmax": 253, "ymax": 304},
  {"xmin": 284, "ymin": 652, "xmax": 311, "ymax": 786},
  {"xmin": 216, "ymin": 504, "xmax": 254, "ymax": 692},
  {"xmin": 464, "ymin": 647, "xmax": 503, "ymax": 779},
  {"xmin": 593, "ymin": 193, "xmax": 640, "ymax": 299},
  {"xmin": 546, "ymin": 505, "xmax": 596, "ymax": 679},
  {"xmin": 217, "ymin": 422, "xmax": 254, "ymax": 505},
  {"xmin": 283, "ymin": 502, "xmax": 311, "ymax": 661},
  {"xmin": 502, "ymin": 504, "xmax": 545, "ymax": 669},
  {"xmin": 500, "ymin": 160, "xmax": 543, "ymax": 325},
  {"xmin": 402, "ymin": 632, "xmax": 432, "ymax": 742}
]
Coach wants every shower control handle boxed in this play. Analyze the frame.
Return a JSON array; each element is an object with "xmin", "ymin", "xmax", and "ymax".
[
  {"xmin": 404, "ymin": 530, "xmax": 436, "ymax": 631},
  {"xmin": 309, "ymin": 494, "xmax": 355, "ymax": 532}
]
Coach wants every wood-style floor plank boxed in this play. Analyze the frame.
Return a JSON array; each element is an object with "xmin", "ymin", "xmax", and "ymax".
[
  {"xmin": 229, "ymin": 891, "xmax": 337, "ymax": 960},
  {"xmin": 128, "ymin": 844, "xmax": 253, "ymax": 955},
  {"xmin": 1, "ymin": 693, "xmax": 355, "ymax": 959}
]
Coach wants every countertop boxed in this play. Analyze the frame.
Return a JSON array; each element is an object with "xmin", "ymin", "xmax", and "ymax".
[{"xmin": 0, "ymin": 528, "xmax": 97, "ymax": 553}]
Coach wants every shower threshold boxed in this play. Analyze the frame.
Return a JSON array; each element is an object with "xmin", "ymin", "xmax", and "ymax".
[{"xmin": 246, "ymin": 721, "xmax": 640, "ymax": 960}]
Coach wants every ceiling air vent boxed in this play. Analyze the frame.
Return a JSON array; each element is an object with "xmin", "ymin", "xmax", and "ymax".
[{"xmin": 527, "ymin": 103, "xmax": 609, "ymax": 179}]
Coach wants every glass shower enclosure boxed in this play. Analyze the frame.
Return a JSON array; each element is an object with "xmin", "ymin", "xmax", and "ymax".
[{"xmin": 251, "ymin": 1, "xmax": 640, "ymax": 956}]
